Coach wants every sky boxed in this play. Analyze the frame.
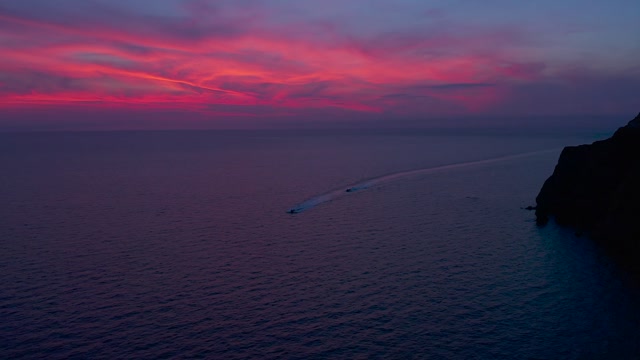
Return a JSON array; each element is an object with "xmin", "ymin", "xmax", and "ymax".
[{"xmin": 0, "ymin": 0, "xmax": 639, "ymax": 130}]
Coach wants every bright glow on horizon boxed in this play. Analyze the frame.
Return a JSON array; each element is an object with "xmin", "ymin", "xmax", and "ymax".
[{"xmin": 1, "ymin": 0, "xmax": 639, "ymax": 129}]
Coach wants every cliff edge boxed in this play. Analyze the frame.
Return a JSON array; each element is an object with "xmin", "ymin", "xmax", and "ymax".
[{"xmin": 535, "ymin": 113, "xmax": 640, "ymax": 275}]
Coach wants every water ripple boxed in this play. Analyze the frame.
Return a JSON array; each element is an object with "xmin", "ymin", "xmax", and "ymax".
[{"xmin": 287, "ymin": 149, "xmax": 558, "ymax": 214}]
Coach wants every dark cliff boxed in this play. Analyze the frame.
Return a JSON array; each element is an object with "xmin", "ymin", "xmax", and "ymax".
[{"xmin": 535, "ymin": 113, "xmax": 640, "ymax": 275}]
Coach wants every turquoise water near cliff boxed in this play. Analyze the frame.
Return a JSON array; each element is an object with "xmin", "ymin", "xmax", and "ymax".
[{"xmin": 1, "ymin": 130, "xmax": 638, "ymax": 359}]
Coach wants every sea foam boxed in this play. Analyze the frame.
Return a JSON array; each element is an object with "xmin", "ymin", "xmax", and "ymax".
[{"xmin": 286, "ymin": 149, "xmax": 558, "ymax": 214}]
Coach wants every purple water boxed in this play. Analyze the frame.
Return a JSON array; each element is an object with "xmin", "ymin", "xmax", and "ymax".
[{"xmin": 1, "ymin": 130, "xmax": 639, "ymax": 359}]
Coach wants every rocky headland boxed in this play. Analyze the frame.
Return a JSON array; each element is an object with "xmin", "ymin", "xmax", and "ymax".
[{"xmin": 535, "ymin": 113, "xmax": 640, "ymax": 276}]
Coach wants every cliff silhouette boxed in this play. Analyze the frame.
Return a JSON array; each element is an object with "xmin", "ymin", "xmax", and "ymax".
[{"xmin": 536, "ymin": 112, "xmax": 640, "ymax": 276}]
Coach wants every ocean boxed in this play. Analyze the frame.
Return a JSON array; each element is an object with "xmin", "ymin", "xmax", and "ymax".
[{"xmin": 1, "ymin": 129, "xmax": 639, "ymax": 359}]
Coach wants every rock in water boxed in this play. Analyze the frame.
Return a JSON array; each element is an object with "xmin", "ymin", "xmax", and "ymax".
[{"xmin": 535, "ymin": 112, "xmax": 640, "ymax": 276}]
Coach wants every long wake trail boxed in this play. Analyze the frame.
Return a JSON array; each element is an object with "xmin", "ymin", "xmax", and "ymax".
[{"xmin": 286, "ymin": 149, "xmax": 559, "ymax": 214}]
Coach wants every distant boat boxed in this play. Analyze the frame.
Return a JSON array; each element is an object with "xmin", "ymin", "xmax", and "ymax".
[{"xmin": 346, "ymin": 186, "xmax": 366, "ymax": 192}]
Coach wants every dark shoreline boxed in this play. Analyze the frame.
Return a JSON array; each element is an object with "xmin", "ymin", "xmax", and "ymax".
[{"xmin": 535, "ymin": 113, "xmax": 640, "ymax": 279}]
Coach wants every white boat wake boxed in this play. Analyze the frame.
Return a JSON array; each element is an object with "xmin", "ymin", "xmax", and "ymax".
[{"xmin": 286, "ymin": 149, "xmax": 559, "ymax": 214}]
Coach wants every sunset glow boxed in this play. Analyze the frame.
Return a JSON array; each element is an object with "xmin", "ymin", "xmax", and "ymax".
[{"xmin": 1, "ymin": 0, "xmax": 639, "ymax": 129}]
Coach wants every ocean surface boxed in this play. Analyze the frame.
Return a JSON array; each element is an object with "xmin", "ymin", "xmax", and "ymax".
[{"xmin": 1, "ymin": 129, "xmax": 639, "ymax": 359}]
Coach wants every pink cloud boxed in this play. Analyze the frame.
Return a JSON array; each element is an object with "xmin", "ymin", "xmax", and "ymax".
[{"xmin": 0, "ymin": 1, "xmax": 638, "ymax": 129}]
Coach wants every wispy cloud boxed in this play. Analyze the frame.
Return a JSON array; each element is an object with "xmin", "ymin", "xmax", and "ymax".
[{"xmin": 0, "ymin": 0, "xmax": 638, "ymax": 128}]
